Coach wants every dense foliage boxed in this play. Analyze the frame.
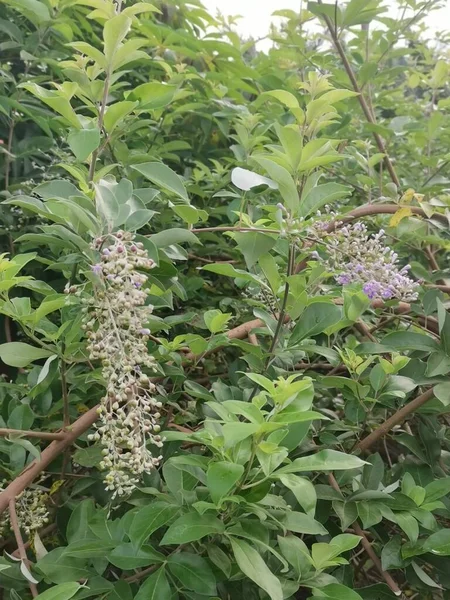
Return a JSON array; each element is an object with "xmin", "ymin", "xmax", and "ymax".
[{"xmin": 0, "ymin": 0, "xmax": 450, "ymax": 598}]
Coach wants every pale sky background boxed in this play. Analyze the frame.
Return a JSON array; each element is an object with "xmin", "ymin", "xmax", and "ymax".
[{"xmin": 202, "ymin": 0, "xmax": 450, "ymax": 51}]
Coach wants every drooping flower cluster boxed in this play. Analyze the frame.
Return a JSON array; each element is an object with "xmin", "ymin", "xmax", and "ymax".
[
  {"xmin": 83, "ymin": 231, "xmax": 163, "ymax": 498},
  {"xmin": 0, "ymin": 487, "xmax": 49, "ymax": 536},
  {"xmin": 311, "ymin": 222, "xmax": 419, "ymax": 301}
]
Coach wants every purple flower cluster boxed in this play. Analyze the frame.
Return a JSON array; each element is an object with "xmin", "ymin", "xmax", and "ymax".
[{"xmin": 315, "ymin": 222, "xmax": 419, "ymax": 301}]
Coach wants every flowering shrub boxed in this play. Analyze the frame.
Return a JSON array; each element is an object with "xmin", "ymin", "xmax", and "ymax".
[{"xmin": 0, "ymin": 1, "xmax": 449, "ymax": 600}]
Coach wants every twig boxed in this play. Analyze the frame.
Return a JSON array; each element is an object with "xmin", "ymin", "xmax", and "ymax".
[
  {"xmin": 88, "ymin": 72, "xmax": 111, "ymax": 182},
  {"xmin": 355, "ymin": 320, "xmax": 377, "ymax": 342},
  {"xmin": 328, "ymin": 474, "xmax": 403, "ymax": 597},
  {"xmin": 248, "ymin": 333, "xmax": 259, "ymax": 346},
  {"xmin": 9, "ymin": 499, "xmax": 38, "ymax": 597},
  {"xmin": 11, "ymin": 523, "xmax": 57, "ymax": 558},
  {"xmin": 317, "ymin": 0, "xmax": 400, "ymax": 188},
  {"xmin": 356, "ymin": 388, "xmax": 435, "ymax": 452},
  {"xmin": 0, "ymin": 406, "xmax": 99, "ymax": 516},
  {"xmin": 0, "ymin": 429, "xmax": 65, "ymax": 441}
]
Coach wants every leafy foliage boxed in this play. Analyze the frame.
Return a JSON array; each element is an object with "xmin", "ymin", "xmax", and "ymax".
[{"xmin": 0, "ymin": 0, "xmax": 450, "ymax": 599}]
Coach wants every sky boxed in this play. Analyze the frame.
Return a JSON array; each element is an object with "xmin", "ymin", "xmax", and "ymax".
[{"xmin": 201, "ymin": 0, "xmax": 450, "ymax": 51}]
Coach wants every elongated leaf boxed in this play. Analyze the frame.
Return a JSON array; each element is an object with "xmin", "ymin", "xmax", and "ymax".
[
  {"xmin": 161, "ymin": 512, "xmax": 224, "ymax": 544},
  {"xmin": 277, "ymin": 450, "xmax": 366, "ymax": 474},
  {"xmin": 134, "ymin": 567, "xmax": 172, "ymax": 600},
  {"xmin": 252, "ymin": 156, "xmax": 299, "ymax": 214},
  {"xmin": 129, "ymin": 502, "xmax": 179, "ymax": 548},
  {"xmin": 35, "ymin": 583, "xmax": 82, "ymax": 600},
  {"xmin": 290, "ymin": 303, "xmax": 342, "ymax": 343},
  {"xmin": 230, "ymin": 537, "xmax": 283, "ymax": 600},
  {"xmin": 131, "ymin": 162, "xmax": 188, "ymax": 201},
  {"xmin": 0, "ymin": 342, "xmax": 53, "ymax": 368},
  {"xmin": 167, "ymin": 552, "xmax": 216, "ymax": 595},
  {"xmin": 207, "ymin": 461, "xmax": 244, "ymax": 504}
]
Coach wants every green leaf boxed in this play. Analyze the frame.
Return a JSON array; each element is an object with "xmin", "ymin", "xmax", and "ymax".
[
  {"xmin": 262, "ymin": 89, "xmax": 300, "ymax": 109},
  {"xmin": 424, "ymin": 477, "xmax": 450, "ymax": 503},
  {"xmin": 279, "ymin": 474, "xmax": 317, "ymax": 515},
  {"xmin": 252, "ymin": 156, "xmax": 299, "ymax": 214},
  {"xmin": 36, "ymin": 548, "xmax": 91, "ymax": 584},
  {"xmin": 281, "ymin": 511, "xmax": 328, "ymax": 535},
  {"xmin": 230, "ymin": 537, "xmax": 283, "ymax": 600},
  {"xmin": 3, "ymin": 0, "xmax": 50, "ymax": 25},
  {"xmin": 300, "ymin": 183, "xmax": 351, "ymax": 218},
  {"xmin": 411, "ymin": 561, "xmax": 442, "ymax": 589},
  {"xmin": 20, "ymin": 83, "xmax": 80, "ymax": 128},
  {"xmin": 131, "ymin": 162, "xmax": 189, "ymax": 201},
  {"xmin": 134, "ymin": 567, "xmax": 172, "ymax": 600},
  {"xmin": 107, "ymin": 543, "xmax": 164, "ymax": 569},
  {"xmin": 63, "ymin": 539, "xmax": 115, "ymax": 559},
  {"xmin": 313, "ymin": 583, "xmax": 363, "ymax": 600},
  {"xmin": 167, "ymin": 552, "xmax": 216, "ymax": 595},
  {"xmin": 381, "ymin": 536, "xmax": 404, "ymax": 570},
  {"xmin": 7, "ymin": 404, "xmax": 34, "ymax": 430},
  {"xmin": 233, "ymin": 231, "xmax": 277, "ymax": 268},
  {"xmin": 290, "ymin": 303, "xmax": 342, "ymax": 343},
  {"xmin": 277, "ymin": 534, "xmax": 311, "ymax": 576},
  {"xmin": 66, "ymin": 499, "xmax": 95, "ymax": 543},
  {"xmin": 222, "ymin": 422, "xmax": 260, "ymax": 448},
  {"xmin": 423, "ymin": 529, "xmax": 450, "ymax": 555},
  {"xmin": 201, "ymin": 263, "xmax": 261, "ymax": 285},
  {"xmin": 103, "ymin": 13, "xmax": 131, "ymax": 63},
  {"xmin": 67, "ymin": 128, "xmax": 100, "ymax": 162},
  {"xmin": 206, "ymin": 544, "xmax": 232, "ymax": 578},
  {"xmin": 161, "ymin": 512, "xmax": 224, "ymax": 545},
  {"xmin": 204, "ymin": 309, "xmax": 232, "ymax": 333},
  {"xmin": 276, "ymin": 450, "xmax": 366, "ymax": 474},
  {"xmin": 35, "ymin": 583, "xmax": 82, "ymax": 600},
  {"xmin": 0, "ymin": 342, "xmax": 53, "ymax": 368},
  {"xmin": 103, "ymin": 101, "xmax": 138, "ymax": 133},
  {"xmin": 129, "ymin": 503, "xmax": 179, "ymax": 548},
  {"xmin": 150, "ymin": 228, "xmax": 200, "ymax": 247},
  {"xmin": 207, "ymin": 461, "xmax": 245, "ymax": 504}
]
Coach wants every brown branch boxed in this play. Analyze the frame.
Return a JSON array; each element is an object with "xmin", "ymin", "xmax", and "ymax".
[
  {"xmin": 355, "ymin": 320, "xmax": 377, "ymax": 342},
  {"xmin": 0, "ymin": 406, "xmax": 99, "ymax": 516},
  {"xmin": 328, "ymin": 474, "xmax": 403, "ymax": 597},
  {"xmin": 317, "ymin": 0, "xmax": 400, "ymax": 188},
  {"xmin": 9, "ymin": 499, "xmax": 38, "ymax": 598},
  {"xmin": 11, "ymin": 523, "xmax": 57, "ymax": 558},
  {"xmin": 335, "ymin": 203, "xmax": 448, "ymax": 228},
  {"xmin": 0, "ymin": 429, "xmax": 65, "ymax": 441},
  {"xmin": 356, "ymin": 388, "xmax": 435, "ymax": 452},
  {"xmin": 248, "ymin": 333, "xmax": 259, "ymax": 346}
]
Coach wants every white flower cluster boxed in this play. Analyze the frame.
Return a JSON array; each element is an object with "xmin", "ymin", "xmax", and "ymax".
[
  {"xmin": 0, "ymin": 487, "xmax": 49, "ymax": 536},
  {"xmin": 83, "ymin": 231, "xmax": 163, "ymax": 498}
]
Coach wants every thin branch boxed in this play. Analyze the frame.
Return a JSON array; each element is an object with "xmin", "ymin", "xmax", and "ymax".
[
  {"xmin": 9, "ymin": 499, "xmax": 38, "ymax": 598},
  {"xmin": 328, "ymin": 474, "xmax": 403, "ymax": 597},
  {"xmin": 317, "ymin": 0, "xmax": 400, "ymax": 188},
  {"xmin": 11, "ymin": 523, "xmax": 57, "ymax": 558},
  {"xmin": 190, "ymin": 226, "xmax": 280, "ymax": 234},
  {"xmin": 0, "ymin": 406, "xmax": 99, "ymax": 516},
  {"xmin": 0, "ymin": 429, "xmax": 65, "ymax": 441},
  {"xmin": 88, "ymin": 72, "xmax": 111, "ymax": 182},
  {"xmin": 356, "ymin": 388, "xmax": 435, "ymax": 452}
]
